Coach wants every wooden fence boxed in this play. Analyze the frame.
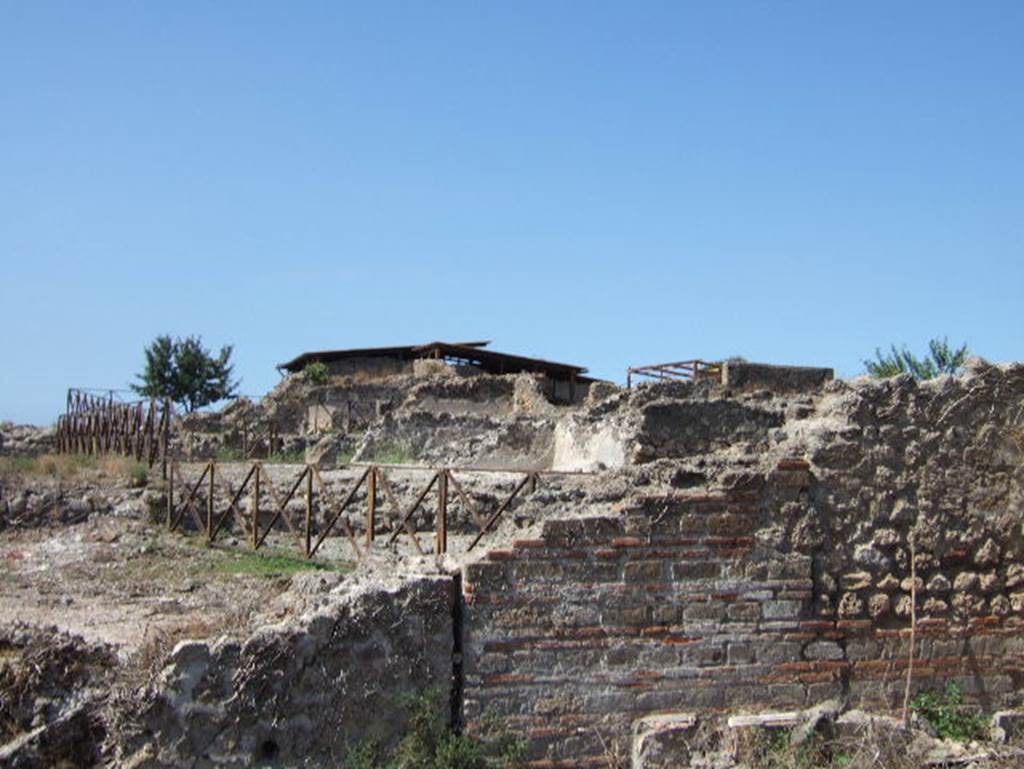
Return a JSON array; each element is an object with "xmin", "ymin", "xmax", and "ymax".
[
  {"xmin": 57, "ymin": 389, "xmax": 173, "ymax": 469},
  {"xmin": 166, "ymin": 461, "xmax": 572, "ymax": 560}
]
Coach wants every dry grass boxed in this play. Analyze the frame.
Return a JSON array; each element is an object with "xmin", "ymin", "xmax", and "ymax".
[
  {"xmin": 0, "ymin": 452, "xmax": 147, "ymax": 483},
  {"xmin": 1009, "ymin": 427, "xmax": 1024, "ymax": 454},
  {"xmin": 730, "ymin": 722, "xmax": 1024, "ymax": 769}
]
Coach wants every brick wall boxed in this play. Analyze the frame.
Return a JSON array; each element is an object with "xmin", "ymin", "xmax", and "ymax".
[{"xmin": 460, "ymin": 477, "xmax": 1024, "ymax": 765}]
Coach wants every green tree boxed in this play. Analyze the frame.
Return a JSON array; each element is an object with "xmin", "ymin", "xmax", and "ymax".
[
  {"xmin": 132, "ymin": 334, "xmax": 240, "ymax": 412},
  {"xmin": 863, "ymin": 337, "xmax": 969, "ymax": 380}
]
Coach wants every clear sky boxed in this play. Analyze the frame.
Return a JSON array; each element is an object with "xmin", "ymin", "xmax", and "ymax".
[{"xmin": 2, "ymin": 3, "xmax": 1022, "ymax": 424}]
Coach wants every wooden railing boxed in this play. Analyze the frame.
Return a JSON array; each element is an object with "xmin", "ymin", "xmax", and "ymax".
[
  {"xmin": 57, "ymin": 389, "xmax": 173, "ymax": 470},
  {"xmin": 626, "ymin": 359, "xmax": 723, "ymax": 388},
  {"xmin": 166, "ymin": 461, "xmax": 573, "ymax": 560}
]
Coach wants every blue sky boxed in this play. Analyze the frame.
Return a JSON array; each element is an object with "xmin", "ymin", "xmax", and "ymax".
[{"xmin": 2, "ymin": 3, "xmax": 1022, "ymax": 424}]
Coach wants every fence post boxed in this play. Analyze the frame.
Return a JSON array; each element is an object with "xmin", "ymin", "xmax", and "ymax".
[
  {"xmin": 366, "ymin": 466, "xmax": 377, "ymax": 549},
  {"xmin": 305, "ymin": 467, "xmax": 313, "ymax": 558},
  {"xmin": 436, "ymin": 470, "xmax": 448, "ymax": 555},
  {"xmin": 251, "ymin": 464, "xmax": 260, "ymax": 550},
  {"xmin": 167, "ymin": 463, "xmax": 174, "ymax": 529},
  {"xmin": 207, "ymin": 461, "xmax": 215, "ymax": 542},
  {"xmin": 160, "ymin": 399, "xmax": 170, "ymax": 479}
]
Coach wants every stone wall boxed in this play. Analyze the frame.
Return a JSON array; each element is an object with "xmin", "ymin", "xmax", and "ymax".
[
  {"xmin": 460, "ymin": 453, "xmax": 1024, "ymax": 765},
  {"xmin": 323, "ymin": 356, "xmax": 415, "ymax": 380},
  {"xmin": 721, "ymin": 362, "xmax": 834, "ymax": 392},
  {"xmin": 117, "ymin": 575, "xmax": 455, "ymax": 769}
]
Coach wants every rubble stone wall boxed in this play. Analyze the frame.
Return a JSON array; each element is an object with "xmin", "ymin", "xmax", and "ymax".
[
  {"xmin": 323, "ymin": 356, "xmax": 414, "ymax": 379},
  {"xmin": 119, "ymin": 576, "xmax": 455, "ymax": 769},
  {"xmin": 721, "ymin": 362, "xmax": 834, "ymax": 392},
  {"xmin": 461, "ymin": 458, "xmax": 1024, "ymax": 765}
]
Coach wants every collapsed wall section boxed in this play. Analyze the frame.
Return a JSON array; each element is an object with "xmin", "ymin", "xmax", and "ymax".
[{"xmin": 115, "ymin": 575, "xmax": 455, "ymax": 769}]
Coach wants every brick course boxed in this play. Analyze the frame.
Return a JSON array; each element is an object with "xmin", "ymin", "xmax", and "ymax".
[{"xmin": 461, "ymin": 489, "xmax": 1024, "ymax": 765}]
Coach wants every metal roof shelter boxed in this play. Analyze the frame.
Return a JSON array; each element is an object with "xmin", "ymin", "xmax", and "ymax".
[{"xmin": 277, "ymin": 341, "xmax": 591, "ymax": 381}]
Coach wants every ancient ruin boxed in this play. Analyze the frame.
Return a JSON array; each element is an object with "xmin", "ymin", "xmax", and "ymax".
[{"xmin": 2, "ymin": 352, "xmax": 1024, "ymax": 767}]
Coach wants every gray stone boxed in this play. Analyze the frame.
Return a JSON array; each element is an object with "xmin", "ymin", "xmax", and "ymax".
[{"xmin": 632, "ymin": 712, "xmax": 697, "ymax": 769}]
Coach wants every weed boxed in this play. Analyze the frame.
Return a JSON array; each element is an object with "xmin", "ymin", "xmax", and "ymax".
[
  {"xmin": 130, "ymin": 462, "xmax": 149, "ymax": 487},
  {"xmin": 734, "ymin": 728, "xmax": 841, "ymax": 769},
  {"xmin": 215, "ymin": 445, "xmax": 244, "ymax": 461},
  {"xmin": 0, "ymin": 456, "xmax": 40, "ymax": 476},
  {"xmin": 345, "ymin": 688, "xmax": 524, "ymax": 769},
  {"xmin": 911, "ymin": 682, "xmax": 989, "ymax": 742},
  {"xmin": 371, "ymin": 442, "xmax": 416, "ymax": 465},
  {"xmin": 265, "ymin": 448, "xmax": 306, "ymax": 464}
]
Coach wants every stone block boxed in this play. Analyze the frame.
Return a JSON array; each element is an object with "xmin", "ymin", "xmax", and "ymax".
[
  {"xmin": 672, "ymin": 561, "xmax": 721, "ymax": 580},
  {"xmin": 763, "ymin": 600, "xmax": 803, "ymax": 620},
  {"xmin": 991, "ymin": 711, "xmax": 1024, "ymax": 743},
  {"xmin": 804, "ymin": 641, "xmax": 844, "ymax": 661},
  {"xmin": 632, "ymin": 712, "xmax": 697, "ymax": 769},
  {"xmin": 625, "ymin": 561, "xmax": 665, "ymax": 582},
  {"xmin": 683, "ymin": 602, "xmax": 727, "ymax": 621},
  {"xmin": 727, "ymin": 642, "xmax": 756, "ymax": 665}
]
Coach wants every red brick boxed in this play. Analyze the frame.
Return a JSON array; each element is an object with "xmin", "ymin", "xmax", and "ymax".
[
  {"xmin": 662, "ymin": 635, "xmax": 699, "ymax": 645},
  {"xmin": 512, "ymin": 538, "xmax": 546, "ymax": 549},
  {"xmin": 784, "ymin": 632, "xmax": 817, "ymax": 642},
  {"xmin": 640, "ymin": 625, "xmax": 670, "ymax": 637},
  {"xmin": 487, "ymin": 549, "xmax": 516, "ymax": 561},
  {"xmin": 611, "ymin": 537, "xmax": 645, "ymax": 547},
  {"xmin": 484, "ymin": 673, "xmax": 533, "ymax": 685}
]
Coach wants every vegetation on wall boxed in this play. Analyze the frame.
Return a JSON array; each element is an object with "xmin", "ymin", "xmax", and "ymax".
[
  {"xmin": 863, "ymin": 337, "xmax": 969, "ymax": 380},
  {"xmin": 911, "ymin": 682, "xmax": 989, "ymax": 743},
  {"xmin": 346, "ymin": 688, "xmax": 525, "ymax": 769},
  {"xmin": 303, "ymin": 360, "xmax": 331, "ymax": 385}
]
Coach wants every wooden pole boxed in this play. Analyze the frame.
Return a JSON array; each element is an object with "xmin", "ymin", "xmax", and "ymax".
[
  {"xmin": 251, "ymin": 464, "xmax": 260, "ymax": 550},
  {"xmin": 366, "ymin": 466, "xmax": 377, "ymax": 549},
  {"xmin": 207, "ymin": 461, "xmax": 215, "ymax": 542},
  {"xmin": 167, "ymin": 463, "xmax": 174, "ymax": 529},
  {"xmin": 305, "ymin": 467, "xmax": 313, "ymax": 557},
  {"xmin": 436, "ymin": 470, "xmax": 448, "ymax": 555},
  {"xmin": 902, "ymin": 540, "xmax": 918, "ymax": 725}
]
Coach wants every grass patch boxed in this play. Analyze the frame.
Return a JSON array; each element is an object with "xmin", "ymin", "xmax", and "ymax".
[
  {"xmin": 215, "ymin": 445, "xmax": 244, "ymax": 462},
  {"xmin": 345, "ymin": 688, "xmax": 526, "ymax": 769},
  {"xmin": 204, "ymin": 547, "xmax": 347, "ymax": 578},
  {"xmin": 265, "ymin": 449, "xmax": 307, "ymax": 464},
  {"xmin": 0, "ymin": 453, "xmax": 149, "ymax": 484},
  {"xmin": 370, "ymin": 442, "xmax": 416, "ymax": 465}
]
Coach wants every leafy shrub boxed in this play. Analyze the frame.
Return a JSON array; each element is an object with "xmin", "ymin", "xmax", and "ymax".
[
  {"xmin": 130, "ymin": 462, "xmax": 149, "ymax": 487},
  {"xmin": 864, "ymin": 337, "xmax": 969, "ymax": 380},
  {"xmin": 911, "ymin": 682, "xmax": 989, "ymax": 742},
  {"xmin": 304, "ymin": 361, "xmax": 331, "ymax": 385}
]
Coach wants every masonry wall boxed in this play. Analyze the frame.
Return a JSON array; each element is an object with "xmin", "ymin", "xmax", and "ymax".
[
  {"xmin": 119, "ymin": 576, "xmax": 455, "ymax": 769},
  {"xmin": 460, "ymin": 461, "xmax": 1024, "ymax": 766},
  {"xmin": 324, "ymin": 355, "xmax": 415, "ymax": 379}
]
